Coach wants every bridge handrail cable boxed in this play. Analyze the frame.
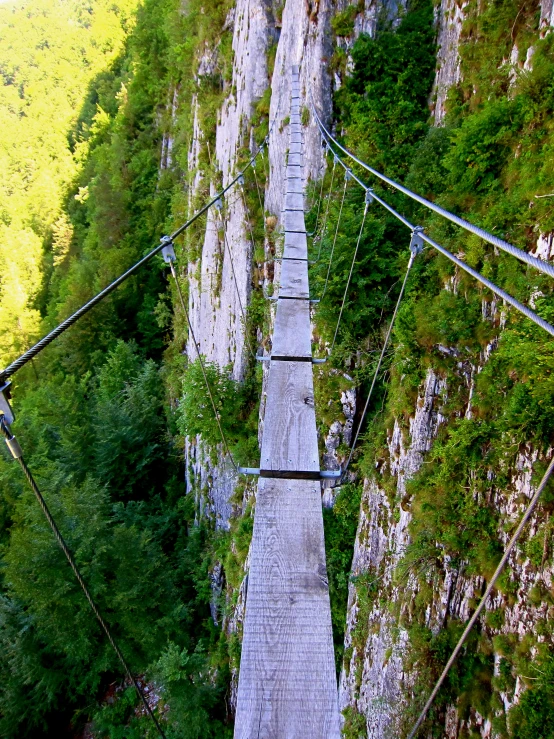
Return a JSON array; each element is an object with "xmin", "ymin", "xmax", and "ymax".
[{"xmin": 310, "ymin": 101, "xmax": 554, "ymax": 280}]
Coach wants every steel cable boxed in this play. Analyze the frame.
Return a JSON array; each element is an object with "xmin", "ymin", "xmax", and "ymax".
[
  {"xmin": 0, "ymin": 134, "xmax": 271, "ymax": 384},
  {"xmin": 317, "ymin": 155, "xmax": 337, "ymax": 260},
  {"xmin": 341, "ymin": 251, "xmax": 416, "ymax": 481},
  {"xmin": 321, "ymin": 172, "xmax": 349, "ymax": 300},
  {"xmin": 219, "ymin": 208, "xmax": 257, "ymax": 360},
  {"xmin": 310, "ymin": 100, "xmax": 554, "ymax": 280},
  {"xmin": 0, "ymin": 417, "xmax": 167, "ymax": 739},
  {"xmin": 313, "ymin": 123, "xmax": 554, "ymax": 339},
  {"xmin": 330, "ymin": 196, "xmax": 370, "ymax": 353},
  {"xmin": 169, "ymin": 261, "xmax": 238, "ymax": 472},
  {"xmin": 407, "ymin": 455, "xmax": 554, "ymax": 738}
]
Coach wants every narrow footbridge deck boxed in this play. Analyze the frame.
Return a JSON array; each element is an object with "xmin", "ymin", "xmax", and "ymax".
[{"xmin": 234, "ymin": 67, "xmax": 340, "ymax": 738}]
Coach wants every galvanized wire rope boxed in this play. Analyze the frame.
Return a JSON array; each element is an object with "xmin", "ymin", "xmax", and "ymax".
[
  {"xmin": 310, "ymin": 100, "xmax": 554, "ymax": 280},
  {"xmin": 0, "ymin": 134, "xmax": 271, "ymax": 383},
  {"xmin": 218, "ymin": 204, "xmax": 257, "ymax": 361},
  {"xmin": 314, "ymin": 120, "xmax": 554, "ymax": 338},
  {"xmin": 330, "ymin": 192, "xmax": 370, "ymax": 353},
  {"xmin": 407, "ymin": 454, "xmax": 554, "ymax": 738},
  {"xmin": 316, "ymin": 155, "xmax": 337, "ymax": 260},
  {"xmin": 168, "ymin": 260, "xmax": 238, "ymax": 472},
  {"xmin": 321, "ymin": 171, "xmax": 349, "ymax": 300},
  {"xmin": 308, "ymin": 138, "xmax": 327, "ymax": 238},
  {"xmin": 341, "ymin": 250, "xmax": 416, "ymax": 481},
  {"xmin": 0, "ymin": 416, "xmax": 167, "ymax": 739}
]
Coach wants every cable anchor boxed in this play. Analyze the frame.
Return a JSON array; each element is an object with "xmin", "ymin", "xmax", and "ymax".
[
  {"xmin": 410, "ymin": 226, "xmax": 425, "ymax": 256},
  {"xmin": 160, "ymin": 235, "xmax": 176, "ymax": 264},
  {"xmin": 214, "ymin": 197, "xmax": 223, "ymax": 211},
  {"xmin": 238, "ymin": 174, "xmax": 245, "ymax": 186},
  {"xmin": 0, "ymin": 380, "xmax": 15, "ymax": 427},
  {"xmin": 0, "ymin": 408, "xmax": 22, "ymax": 460},
  {"xmin": 365, "ymin": 188, "xmax": 374, "ymax": 205},
  {"xmin": 345, "ymin": 168, "xmax": 352, "ymax": 181}
]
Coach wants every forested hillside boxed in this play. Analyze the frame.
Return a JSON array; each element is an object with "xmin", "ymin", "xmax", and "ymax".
[
  {"xmin": 2, "ymin": 0, "xmax": 554, "ymax": 736},
  {"xmin": 0, "ymin": 0, "xmax": 239, "ymax": 736}
]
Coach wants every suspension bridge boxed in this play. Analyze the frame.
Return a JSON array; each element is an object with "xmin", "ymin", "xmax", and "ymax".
[{"xmin": 1, "ymin": 60, "xmax": 554, "ymax": 738}]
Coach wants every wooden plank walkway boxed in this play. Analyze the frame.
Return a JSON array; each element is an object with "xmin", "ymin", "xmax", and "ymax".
[{"xmin": 234, "ymin": 67, "xmax": 340, "ymax": 738}]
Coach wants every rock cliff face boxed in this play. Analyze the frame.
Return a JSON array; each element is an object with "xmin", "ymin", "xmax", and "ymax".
[{"xmin": 182, "ymin": 1, "xmax": 554, "ymax": 734}]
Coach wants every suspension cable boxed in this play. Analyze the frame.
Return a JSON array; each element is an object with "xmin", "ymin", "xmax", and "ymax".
[
  {"xmin": 0, "ymin": 416, "xmax": 167, "ymax": 739},
  {"xmin": 168, "ymin": 259, "xmax": 238, "ymax": 472},
  {"xmin": 407, "ymin": 454, "xmax": 554, "ymax": 738},
  {"xmin": 0, "ymin": 136, "xmax": 270, "ymax": 384},
  {"xmin": 251, "ymin": 157, "xmax": 265, "ymax": 215},
  {"xmin": 310, "ymin": 99, "xmax": 554, "ymax": 280},
  {"xmin": 330, "ymin": 191, "xmax": 371, "ymax": 353},
  {"xmin": 314, "ymin": 124, "xmax": 554, "ymax": 339},
  {"xmin": 321, "ymin": 171, "xmax": 349, "ymax": 300},
  {"xmin": 217, "ymin": 200, "xmax": 257, "ymax": 360},
  {"xmin": 342, "ymin": 249, "xmax": 416, "ymax": 482},
  {"xmin": 316, "ymin": 155, "xmax": 337, "ymax": 260},
  {"xmin": 308, "ymin": 137, "xmax": 327, "ymax": 237}
]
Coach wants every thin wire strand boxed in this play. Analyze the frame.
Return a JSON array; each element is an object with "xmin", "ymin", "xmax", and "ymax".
[
  {"xmin": 321, "ymin": 174, "xmax": 349, "ymax": 300},
  {"xmin": 0, "ymin": 418, "xmax": 167, "ymax": 739},
  {"xmin": 219, "ymin": 210, "xmax": 257, "ymax": 360},
  {"xmin": 309, "ymin": 95, "xmax": 554, "ymax": 280},
  {"xmin": 313, "ymin": 119, "xmax": 554, "ymax": 339},
  {"xmin": 252, "ymin": 161, "xmax": 265, "ymax": 215},
  {"xmin": 342, "ymin": 251, "xmax": 415, "ymax": 481},
  {"xmin": 169, "ymin": 261, "xmax": 238, "ymax": 471},
  {"xmin": 317, "ymin": 156, "xmax": 337, "ymax": 259},
  {"xmin": 330, "ymin": 199, "xmax": 370, "ymax": 353},
  {"xmin": 407, "ymin": 455, "xmax": 554, "ymax": 738},
  {"xmin": 309, "ymin": 141, "xmax": 327, "ymax": 237}
]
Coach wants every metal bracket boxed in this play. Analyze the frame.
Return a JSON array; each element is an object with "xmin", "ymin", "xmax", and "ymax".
[
  {"xmin": 410, "ymin": 226, "xmax": 425, "ymax": 255},
  {"xmin": 160, "ymin": 235, "xmax": 176, "ymax": 264},
  {"xmin": 238, "ymin": 174, "xmax": 245, "ymax": 186},
  {"xmin": 365, "ymin": 188, "xmax": 374, "ymax": 205},
  {"xmin": 256, "ymin": 356, "xmax": 326, "ymax": 364},
  {"xmin": 0, "ymin": 381, "xmax": 15, "ymax": 426},
  {"xmin": 214, "ymin": 197, "xmax": 223, "ymax": 211},
  {"xmin": 238, "ymin": 467, "xmax": 342, "ymax": 481},
  {"xmin": 345, "ymin": 168, "xmax": 352, "ymax": 181}
]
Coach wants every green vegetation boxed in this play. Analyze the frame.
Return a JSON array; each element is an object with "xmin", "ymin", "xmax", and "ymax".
[
  {"xmin": 0, "ymin": 0, "xmax": 268, "ymax": 734},
  {"xmin": 312, "ymin": 0, "xmax": 554, "ymax": 733}
]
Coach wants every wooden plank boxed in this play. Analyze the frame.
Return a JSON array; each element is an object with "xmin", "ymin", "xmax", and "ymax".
[
  {"xmin": 284, "ymin": 210, "xmax": 306, "ymax": 233},
  {"xmin": 234, "ymin": 65, "xmax": 340, "ymax": 739},
  {"xmin": 286, "ymin": 177, "xmax": 304, "ymax": 194},
  {"xmin": 260, "ymin": 361, "xmax": 319, "ymax": 471},
  {"xmin": 278, "ymin": 258, "xmax": 309, "ymax": 298},
  {"xmin": 287, "ymin": 165, "xmax": 302, "ymax": 180},
  {"xmin": 285, "ymin": 192, "xmax": 304, "ymax": 210},
  {"xmin": 272, "ymin": 299, "xmax": 312, "ymax": 358},
  {"xmin": 234, "ymin": 477, "xmax": 340, "ymax": 739},
  {"xmin": 283, "ymin": 230, "xmax": 307, "ymax": 260}
]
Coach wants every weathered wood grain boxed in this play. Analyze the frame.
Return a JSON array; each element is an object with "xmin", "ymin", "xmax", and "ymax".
[
  {"xmin": 283, "ymin": 230, "xmax": 307, "ymax": 260},
  {"xmin": 272, "ymin": 299, "xmax": 312, "ymax": 358},
  {"xmin": 284, "ymin": 209, "xmax": 306, "ymax": 233},
  {"xmin": 286, "ymin": 177, "xmax": 304, "ymax": 194},
  {"xmin": 278, "ymin": 258, "xmax": 309, "ymax": 298},
  {"xmin": 234, "ymin": 66, "xmax": 339, "ymax": 739},
  {"xmin": 284, "ymin": 191, "xmax": 304, "ymax": 210},
  {"xmin": 234, "ymin": 478, "xmax": 340, "ymax": 739}
]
